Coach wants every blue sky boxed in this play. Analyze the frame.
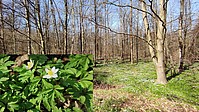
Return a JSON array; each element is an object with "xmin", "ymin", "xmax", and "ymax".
[{"xmin": 2, "ymin": 0, "xmax": 199, "ymax": 32}]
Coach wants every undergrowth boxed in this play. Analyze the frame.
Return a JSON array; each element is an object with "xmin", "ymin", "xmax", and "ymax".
[{"xmin": 94, "ymin": 62, "xmax": 199, "ymax": 111}]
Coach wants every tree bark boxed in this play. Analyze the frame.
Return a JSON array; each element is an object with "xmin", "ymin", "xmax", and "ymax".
[
  {"xmin": 35, "ymin": 0, "xmax": 45, "ymax": 54},
  {"xmin": 12, "ymin": 0, "xmax": 16, "ymax": 53},
  {"xmin": 64, "ymin": 0, "xmax": 68, "ymax": 54},
  {"xmin": 141, "ymin": 0, "xmax": 167, "ymax": 84},
  {"xmin": 0, "ymin": 0, "xmax": 6, "ymax": 53},
  {"xmin": 130, "ymin": 0, "xmax": 134, "ymax": 64},
  {"xmin": 50, "ymin": 0, "xmax": 59, "ymax": 53},
  {"xmin": 94, "ymin": 0, "xmax": 98, "ymax": 66},
  {"xmin": 70, "ymin": 0, "xmax": 75, "ymax": 54},
  {"xmin": 79, "ymin": 0, "xmax": 84, "ymax": 54},
  {"xmin": 155, "ymin": 0, "xmax": 167, "ymax": 84},
  {"xmin": 178, "ymin": 0, "xmax": 185, "ymax": 73},
  {"xmin": 24, "ymin": 0, "xmax": 32, "ymax": 54}
]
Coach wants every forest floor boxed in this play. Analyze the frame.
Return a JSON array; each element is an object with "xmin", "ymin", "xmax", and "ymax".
[{"xmin": 93, "ymin": 61, "xmax": 199, "ymax": 112}]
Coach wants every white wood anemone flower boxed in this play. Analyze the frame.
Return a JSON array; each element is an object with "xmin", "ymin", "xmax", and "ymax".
[
  {"xmin": 25, "ymin": 59, "xmax": 34, "ymax": 70},
  {"xmin": 43, "ymin": 67, "xmax": 59, "ymax": 79}
]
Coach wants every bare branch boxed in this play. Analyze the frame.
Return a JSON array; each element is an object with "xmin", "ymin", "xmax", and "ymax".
[{"xmin": 85, "ymin": 16, "xmax": 156, "ymax": 51}]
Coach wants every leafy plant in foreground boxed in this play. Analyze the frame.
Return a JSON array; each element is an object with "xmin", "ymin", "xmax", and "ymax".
[{"xmin": 0, "ymin": 54, "xmax": 93, "ymax": 112}]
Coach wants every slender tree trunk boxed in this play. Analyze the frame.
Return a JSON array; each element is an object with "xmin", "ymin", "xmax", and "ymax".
[
  {"xmin": 94, "ymin": 0, "xmax": 98, "ymax": 66},
  {"xmin": 36, "ymin": 0, "xmax": 45, "ymax": 54},
  {"xmin": 178, "ymin": 0, "xmax": 184, "ymax": 73},
  {"xmin": 141, "ymin": 0, "xmax": 157, "ymax": 64},
  {"xmin": 119, "ymin": 0, "xmax": 124, "ymax": 61},
  {"xmin": 79, "ymin": 0, "xmax": 84, "ymax": 54},
  {"xmin": 130, "ymin": 0, "xmax": 134, "ymax": 64},
  {"xmin": 70, "ymin": 0, "xmax": 75, "ymax": 54},
  {"xmin": 44, "ymin": 0, "xmax": 50, "ymax": 54},
  {"xmin": 50, "ymin": 0, "xmax": 59, "ymax": 53},
  {"xmin": 136, "ymin": 6, "xmax": 139, "ymax": 64},
  {"xmin": 24, "ymin": 0, "xmax": 32, "ymax": 54},
  {"xmin": 64, "ymin": 0, "xmax": 68, "ymax": 54},
  {"xmin": 12, "ymin": 0, "xmax": 16, "ymax": 53}
]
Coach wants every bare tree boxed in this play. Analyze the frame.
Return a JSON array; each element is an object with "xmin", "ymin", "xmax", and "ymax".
[
  {"xmin": 35, "ymin": 0, "xmax": 45, "ymax": 54},
  {"xmin": 50, "ymin": 0, "xmax": 59, "ymax": 53},
  {"xmin": 94, "ymin": 0, "xmax": 99, "ymax": 65},
  {"xmin": 140, "ymin": 0, "xmax": 167, "ymax": 84},
  {"xmin": 11, "ymin": 0, "xmax": 16, "ymax": 53},
  {"xmin": 44, "ymin": 0, "xmax": 50, "ymax": 54},
  {"xmin": 64, "ymin": 0, "xmax": 68, "ymax": 54},
  {"xmin": 70, "ymin": 0, "xmax": 76, "ymax": 54},
  {"xmin": 129, "ymin": 0, "xmax": 134, "ymax": 64},
  {"xmin": 178, "ymin": 0, "xmax": 185, "ymax": 73},
  {"xmin": 24, "ymin": 0, "xmax": 32, "ymax": 54}
]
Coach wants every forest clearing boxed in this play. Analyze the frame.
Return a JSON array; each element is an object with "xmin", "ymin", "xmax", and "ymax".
[{"xmin": 94, "ymin": 62, "xmax": 199, "ymax": 112}]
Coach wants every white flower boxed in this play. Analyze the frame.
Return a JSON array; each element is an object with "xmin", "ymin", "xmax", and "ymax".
[
  {"xmin": 25, "ymin": 59, "xmax": 34, "ymax": 69},
  {"xmin": 43, "ymin": 67, "xmax": 59, "ymax": 79}
]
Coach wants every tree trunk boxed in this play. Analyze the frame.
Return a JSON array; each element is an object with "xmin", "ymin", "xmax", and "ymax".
[
  {"xmin": 141, "ymin": 0, "xmax": 157, "ymax": 64},
  {"xmin": 50, "ymin": 0, "xmax": 59, "ymax": 53},
  {"xmin": 79, "ymin": 0, "xmax": 84, "ymax": 54},
  {"xmin": 44, "ymin": 0, "xmax": 50, "ymax": 54},
  {"xmin": 136, "ymin": 6, "xmax": 139, "ymax": 64},
  {"xmin": 70, "ymin": 0, "xmax": 75, "ymax": 54},
  {"xmin": 64, "ymin": 0, "xmax": 68, "ymax": 54},
  {"xmin": 178, "ymin": 0, "xmax": 185, "ymax": 73},
  {"xmin": 35, "ymin": 0, "xmax": 45, "ymax": 54},
  {"xmin": 0, "ymin": 0, "xmax": 6, "ymax": 53},
  {"xmin": 130, "ymin": 0, "xmax": 134, "ymax": 64},
  {"xmin": 141, "ymin": 0, "xmax": 167, "ymax": 84},
  {"xmin": 156, "ymin": 0, "xmax": 167, "ymax": 84},
  {"xmin": 94, "ymin": 0, "xmax": 98, "ymax": 66},
  {"xmin": 12, "ymin": 0, "xmax": 16, "ymax": 54},
  {"xmin": 24, "ymin": 0, "xmax": 32, "ymax": 54}
]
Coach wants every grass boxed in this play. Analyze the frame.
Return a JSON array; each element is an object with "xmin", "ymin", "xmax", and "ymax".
[{"xmin": 94, "ymin": 62, "xmax": 199, "ymax": 112}]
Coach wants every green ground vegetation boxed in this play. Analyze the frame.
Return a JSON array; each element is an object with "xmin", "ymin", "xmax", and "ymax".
[{"xmin": 94, "ymin": 62, "xmax": 199, "ymax": 112}]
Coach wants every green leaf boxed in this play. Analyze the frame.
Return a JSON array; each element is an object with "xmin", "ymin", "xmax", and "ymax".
[
  {"xmin": 0, "ymin": 107, "xmax": 5, "ymax": 112},
  {"xmin": 27, "ymin": 109, "xmax": 40, "ymax": 112},
  {"xmin": 55, "ymin": 90, "xmax": 65, "ymax": 102},
  {"xmin": 64, "ymin": 68, "xmax": 77, "ymax": 75},
  {"xmin": 50, "ymin": 91, "xmax": 55, "ymax": 107},
  {"xmin": 0, "ymin": 77, "xmax": 9, "ymax": 82},
  {"xmin": 54, "ymin": 85, "xmax": 64, "ymax": 90},
  {"xmin": 42, "ymin": 79, "xmax": 53, "ymax": 89},
  {"xmin": 13, "ymin": 66, "xmax": 25, "ymax": 72},
  {"xmin": 2, "ymin": 56, "xmax": 10, "ymax": 63},
  {"xmin": 9, "ymin": 84, "xmax": 22, "ymax": 90},
  {"xmin": 0, "ymin": 66, "xmax": 11, "ymax": 74},
  {"xmin": 20, "ymin": 102, "xmax": 34, "ymax": 110},
  {"xmin": 83, "ymin": 58, "xmax": 90, "ymax": 70},
  {"xmin": 4, "ymin": 61, "xmax": 15, "ymax": 66},
  {"xmin": 52, "ymin": 106, "xmax": 62, "ymax": 112},
  {"xmin": 78, "ymin": 80, "xmax": 92, "ymax": 88},
  {"xmin": 8, "ymin": 101, "xmax": 19, "ymax": 111},
  {"xmin": 29, "ymin": 76, "xmax": 41, "ymax": 92},
  {"xmin": 79, "ymin": 96, "xmax": 86, "ymax": 104},
  {"xmin": 81, "ymin": 73, "xmax": 93, "ymax": 81},
  {"xmin": 72, "ymin": 107, "xmax": 83, "ymax": 112},
  {"xmin": 76, "ymin": 71, "xmax": 81, "ymax": 77},
  {"xmin": 41, "ymin": 89, "xmax": 53, "ymax": 95},
  {"xmin": 18, "ymin": 70, "xmax": 33, "ymax": 83},
  {"xmin": 43, "ymin": 97, "xmax": 51, "ymax": 111}
]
